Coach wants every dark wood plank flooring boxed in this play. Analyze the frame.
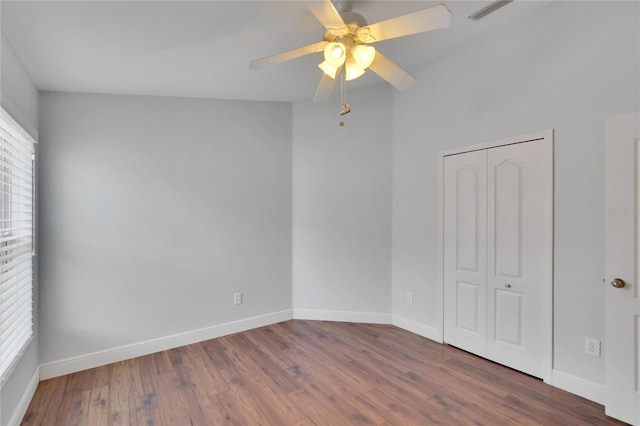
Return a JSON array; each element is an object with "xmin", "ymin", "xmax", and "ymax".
[{"xmin": 21, "ymin": 320, "xmax": 624, "ymax": 425}]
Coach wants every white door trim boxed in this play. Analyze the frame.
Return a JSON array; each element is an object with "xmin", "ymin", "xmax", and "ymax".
[{"xmin": 436, "ymin": 129, "xmax": 554, "ymax": 383}]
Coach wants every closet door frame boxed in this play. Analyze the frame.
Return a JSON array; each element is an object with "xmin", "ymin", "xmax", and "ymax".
[{"xmin": 436, "ymin": 129, "xmax": 553, "ymax": 384}]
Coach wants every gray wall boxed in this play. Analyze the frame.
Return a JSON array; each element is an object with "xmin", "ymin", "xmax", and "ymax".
[
  {"xmin": 292, "ymin": 85, "xmax": 392, "ymax": 314},
  {"xmin": 38, "ymin": 92, "xmax": 292, "ymax": 363},
  {"xmin": 391, "ymin": 0, "xmax": 639, "ymax": 386},
  {"xmin": 1, "ymin": 33, "xmax": 38, "ymax": 131},
  {"xmin": 0, "ymin": 32, "xmax": 39, "ymax": 426}
]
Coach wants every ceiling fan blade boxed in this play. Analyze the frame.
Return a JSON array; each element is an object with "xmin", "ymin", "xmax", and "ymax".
[
  {"xmin": 306, "ymin": 0, "xmax": 349, "ymax": 36},
  {"xmin": 368, "ymin": 52, "xmax": 416, "ymax": 91},
  {"xmin": 250, "ymin": 41, "xmax": 329, "ymax": 69},
  {"xmin": 357, "ymin": 4, "xmax": 451, "ymax": 43},
  {"xmin": 313, "ymin": 71, "xmax": 340, "ymax": 102}
]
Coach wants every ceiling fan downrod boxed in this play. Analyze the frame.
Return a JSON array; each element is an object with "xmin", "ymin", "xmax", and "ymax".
[{"xmin": 332, "ymin": 0, "xmax": 354, "ymax": 13}]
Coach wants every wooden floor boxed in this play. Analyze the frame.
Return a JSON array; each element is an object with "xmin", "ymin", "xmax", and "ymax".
[{"xmin": 22, "ymin": 320, "xmax": 623, "ymax": 425}]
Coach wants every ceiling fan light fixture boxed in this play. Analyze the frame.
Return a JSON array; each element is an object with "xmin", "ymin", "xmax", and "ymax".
[
  {"xmin": 324, "ymin": 42, "xmax": 347, "ymax": 67},
  {"xmin": 318, "ymin": 60, "xmax": 340, "ymax": 79},
  {"xmin": 345, "ymin": 57, "xmax": 365, "ymax": 81},
  {"xmin": 352, "ymin": 45, "xmax": 376, "ymax": 69}
]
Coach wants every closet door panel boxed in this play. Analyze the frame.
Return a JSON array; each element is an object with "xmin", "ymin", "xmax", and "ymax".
[
  {"xmin": 443, "ymin": 150, "xmax": 487, "ymax": 356},
  {"xmin": 494, "ymin": 160, "xmax": 523, "ymax": 279},
  {"xmin": 487, "ymin": 140, "xmax": 552, "ymax": 379}
]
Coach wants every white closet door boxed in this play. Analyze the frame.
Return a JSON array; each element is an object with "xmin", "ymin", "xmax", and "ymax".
[
  {"xmin": 604, "ymin": 112, "xmax": 640, "ymax": 424},
  {"xmin": 443, "ymin": 150, "xmax": 488, "ymax": 356},
  {"xmin": 486, "ymin": 140, "xmax": 552, "ymax": 379}
]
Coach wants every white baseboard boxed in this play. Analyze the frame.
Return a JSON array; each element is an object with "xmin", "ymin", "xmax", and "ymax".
[
  {"xmin": 40, "ymin": 309, "xmax": 293, "ymax": 380},
  {"xmin": 391, "ymin": 315, "xmax": 442, "ymax": 343},
  {"xmin": 7, "ymin": 366, "xmax": 39, "ymax": 426},
  {"xmin": 550, "ymin": 369, "xmax": 604, "ymax": 405},
  {"xmin": 293, "ymin": 309, "xmax": 391, "ymax": 324}
]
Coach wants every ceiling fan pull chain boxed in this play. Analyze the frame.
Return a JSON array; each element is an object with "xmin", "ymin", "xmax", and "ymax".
[
  {"xmin": 341, "ymin": 69, "xmax": 345, "ymax": 108},
  {"xmin": 339, "ymin": 68, "xmax": 350, "ymax": 122}
]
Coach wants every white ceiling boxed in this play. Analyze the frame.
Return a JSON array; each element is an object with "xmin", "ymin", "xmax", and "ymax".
[{"xmin": 1, "ymin": 0, "xmax": 552, "ymax": 102}]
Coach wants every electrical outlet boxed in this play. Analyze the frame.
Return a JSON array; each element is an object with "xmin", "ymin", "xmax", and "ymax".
[
  {"xmin": 234, "ymin": 292, "xmax": 242, "ymax": 305},
  {"xmin": 406, "ymin": 292, "xmax": 413, "ymax": 304},
  {"xmin": 585, "ymin": 338, "xmax": 601, "ymax": 357}
]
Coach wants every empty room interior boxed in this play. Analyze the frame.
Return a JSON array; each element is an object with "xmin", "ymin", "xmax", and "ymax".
[{"xmin": 1, "ymin": 0, "xmax": 639, "ymax": 424}]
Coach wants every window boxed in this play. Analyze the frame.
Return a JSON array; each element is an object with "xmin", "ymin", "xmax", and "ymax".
[{"xmin": 0, "ymin": 107, "xmax": 35, "ymax": 383}]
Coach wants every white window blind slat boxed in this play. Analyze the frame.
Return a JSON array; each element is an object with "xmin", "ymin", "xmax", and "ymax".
[
  {"xmin": 0, "ymin": 170, "xmax": 32, "ymax": 187},
  {"xmin": 0, "ymin": 164, "xmax": 31, "ymax": 182},
  {"xmin": 0, "ymin": 234, "xmax": 33, "ymax": 245},
  {"xmin": 0, "ymin": 298, "xmax": 17, "ymax": 323},
  {"xmin": 1, "ymin": 256, "xmax": 32, "ymax": 277},
  {"xmin": 1, "ymin": 310, "xmax": 17, "ymax": 334},
  {"xmin": 0, "ymin": 106, "xmax": 34, "ymax": 385},
  {"xmin": 0, "ymin": 141, "xmax": 31, "ymax": 163},
  {"xmin": 0, "ymin": 150, "xmax": 32, "ymax": 168},
  {"xmin": 0, "ymin": 215, "xmax": 33, "ymax": 224},
  {"xmin": 1, "ymin": 243, "xmax": 33, "ymax": 263},
  {"xmin": 0, "ymin": 217, "xmax": 33, "ymax": 226},
  {"xmin": 0, "ymin": 188, "xmax": 33, "ymax": 197},
  {"xmin": 0, "ymin": 272, "xmax": 32, "ymax": 293}
]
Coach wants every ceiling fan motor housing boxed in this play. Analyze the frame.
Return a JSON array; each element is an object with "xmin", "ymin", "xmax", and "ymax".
[
  {"xmin": 340, "ymin": 11, "xmax": 367, "ymax": 28},
  {"xmin": 323, "ymin": 12, "xmax": 367, "ymax": 44}
]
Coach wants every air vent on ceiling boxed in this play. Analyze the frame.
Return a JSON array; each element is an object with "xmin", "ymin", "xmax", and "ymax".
[{"xmin": 468, "ymin": 0, "xmax": 513, "ymax": 21}]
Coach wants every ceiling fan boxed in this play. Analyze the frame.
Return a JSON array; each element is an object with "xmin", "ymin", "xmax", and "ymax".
[{"xmin": 249, "ymin": 0, "xmax": 452, "ymax": 103}]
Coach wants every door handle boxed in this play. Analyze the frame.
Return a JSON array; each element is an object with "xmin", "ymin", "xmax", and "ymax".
[{"xmin": 611, "ymin": 278, "xmax": 626, "ymax": 288}]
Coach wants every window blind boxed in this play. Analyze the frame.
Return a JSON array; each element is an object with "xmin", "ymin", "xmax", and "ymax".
[{"xmin": 0, "ymin": 107, "xmax": 34, "ymax": 383}]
